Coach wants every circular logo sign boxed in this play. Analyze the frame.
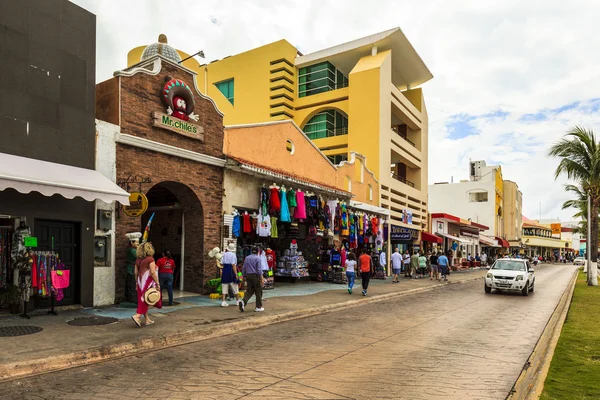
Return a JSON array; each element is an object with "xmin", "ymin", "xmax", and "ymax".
[{"xmin": 123, "ymin": 192, "xmax": 149, "ymax": 217}]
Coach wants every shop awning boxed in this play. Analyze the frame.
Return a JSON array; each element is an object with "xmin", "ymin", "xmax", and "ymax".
[
  {"xmin": 495, "ymin": 236, "xmax": 510, "ymax": 248},
  {"xmin": 227, "ymin": 156, "xmax": 353, "ymax": 198},
  {"xmin": 479, "ymin": 235, "xmax": 499, "ymax": 247},
  {"xmin": 436, "ymin": 232, "xmax": 471, "ymax": 244},
  {"xmin": 422, "ymin": 231, "xmax": 442, "ymax": 243},
  {"xmin": 349, "ymin": 200, "xmax": 390, "ymax": 216},
  {"xmin": 0, "ymin": 152, "xmax": 130, "ymax": 204}
]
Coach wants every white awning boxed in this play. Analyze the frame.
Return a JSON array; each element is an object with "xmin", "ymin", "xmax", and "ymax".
[
  {"xmin": 436, "ymin": 232, "xmax": 472, "ymax": 244},
  {"xmin": 0, "ymin": 152, "xmax": 130, "ymax": 204},
  {"xmin": 479, "ymin": 235, "xmax": 500, "ymax": 247},
  {"xmin": 349, "ymin": 200, "xmax": 390, "ymax": 216}
]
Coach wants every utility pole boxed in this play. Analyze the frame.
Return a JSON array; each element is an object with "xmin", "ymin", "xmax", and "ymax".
[{"xmin": 587, "ymin": 195, "xmax": 591, "ymax": 284}]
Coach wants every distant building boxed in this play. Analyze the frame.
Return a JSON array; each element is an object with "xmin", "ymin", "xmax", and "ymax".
[
  {"xmin": 429, "ymin": 160, "xmax": 505, "ymax": 239},
  {"xmin": 503, "ymin": 180, "xmax": 523, "ymax": 251}
]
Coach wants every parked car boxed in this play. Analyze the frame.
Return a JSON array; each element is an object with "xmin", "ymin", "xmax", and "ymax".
[
  {"xmin": 573, "ymin": 257, "xmax": 585, "ymax": 266},
  {"xmin": 484, "ymin": 258, "xmax": 535, "ymax": 296}
]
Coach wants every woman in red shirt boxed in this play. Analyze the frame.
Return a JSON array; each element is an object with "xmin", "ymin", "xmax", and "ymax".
[
  {"xmin": 156, "ymin": 249, "xmax": 176, "ymax": 306},
  {"xmin": 359, "ymin": 248, "xmax": 373, "ymax": 296}
]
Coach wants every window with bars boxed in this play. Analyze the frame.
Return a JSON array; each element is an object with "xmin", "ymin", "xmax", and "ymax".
[
  {"xmin": 303, "ymin": 109, "xmax": 348, "ymax": 140},
  {"xmin": 215, "ymin": 78, "xmax": 234, "ymax": 105},
  {"xmin": 298, "ymin": 62, "xmax": 348, "ymax": 98}
]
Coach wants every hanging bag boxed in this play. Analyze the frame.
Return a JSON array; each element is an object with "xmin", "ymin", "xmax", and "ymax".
[{"xmin": 51, "ymin": 269, "xmax": 70, "ymax": 289}]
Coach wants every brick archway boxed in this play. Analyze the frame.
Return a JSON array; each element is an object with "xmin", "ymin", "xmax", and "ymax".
[{"xmin": 142, "ymin": 181, "xmax": 205, "ymax": 293}]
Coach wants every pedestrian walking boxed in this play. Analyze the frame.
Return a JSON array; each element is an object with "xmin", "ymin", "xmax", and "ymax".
[
  {"xmin": 410, "ymin": 250, "xmax": 420, "ymax": 278},
  {"xmin": 124, "ymin": 232, "xmax": 142, "ymax": 303},
  {"xmin": 418, "ymin": 251, "xmax": 427, "ymax": 278},
  {"xmin": 402, "ymin": 249, "xmax": 411, "ymax": 277},
  {"xmin": 221, "ymin": 243, "xmax": 241, "ymax": 307},
  {"xmin": 156, "ymin": 249, "xmax": 176, "ymax": 306},
  {"xmin": 437, "ymin": 251, "xmax": 449, "ymax": 282},
  {"xmin": 359, "ymin": 248, "xmax": 373, "ymax": 296},
  {"xmin": 239, "ymin": 246, "xmax": 264, "ymax": 312},
  {"xmin": 391, "ymin": 248, "xmax": 402, "ymax": 283},
  {"xmin": 481, "ymin": 252, "xmax": 487, "ymax": 266},
  {"xmin": 429, "ymin": 251, "xmax": 439, "ymax": 280},
  {"xmin": 379, "ymin": 249, "xmax": 387, "ymax": 273},
  {"xmin": 131, "ymin": 242, "xmax": 162, "ymax": 327},
  {"xmin": 345, "ymin": 252, "xmax": 357, "ymax": 294}
]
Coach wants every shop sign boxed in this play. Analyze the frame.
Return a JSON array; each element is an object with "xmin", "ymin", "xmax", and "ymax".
[
  {"xmin": 24, "ymin": 237, "xmax": 37, "ymax": 248},
  {"xmin": 551, "ymin": 223, "xmax": 561, "ymax": 235},
  {"xmin": 390, "ymin": 225, "xmax": 419, "ymax": 241},
  {"xmin": 154, "ymin": 77, "xmax": 204, "ymax": 141},
  {"xmin": 123, "ymin": 192, "xmax": 149, "ymax": 217}
]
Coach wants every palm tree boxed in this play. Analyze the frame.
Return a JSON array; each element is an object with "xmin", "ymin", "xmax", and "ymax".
[{"xmin": 549, "ymin": 126, "xmax": 600, "ymax": 285}]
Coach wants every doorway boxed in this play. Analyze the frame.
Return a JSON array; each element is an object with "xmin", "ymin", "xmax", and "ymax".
[{"xmin": 35, "ymin": 219, "xmax": 81, "ymax": 305}]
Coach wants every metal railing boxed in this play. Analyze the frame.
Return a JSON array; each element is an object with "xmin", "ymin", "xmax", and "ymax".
[
  {"xmin": 391, "ymin": 126, "xmax": 416, "ymax": 147},
  {"xmin": 391, "ymin": 173, "xmax": 415, "ymax": 188}
]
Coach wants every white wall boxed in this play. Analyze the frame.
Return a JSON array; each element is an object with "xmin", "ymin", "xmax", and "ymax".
[
  {"xmin": 93, "ymin": 119, "xmax": 120, "ymax": 306},
  {"xmin": 428, "ymin": 181, "xmax": 496, "ymax": 236}
]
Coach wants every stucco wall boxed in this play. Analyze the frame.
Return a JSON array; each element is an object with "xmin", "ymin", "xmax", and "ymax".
[
  {"xmin": 428, "ymin": 181, "xmax": 496, "ymax": 236},
  {"xmin": 93, "ymin": 120, "xmax": 119, "ymax": 306},
  {"xmin": 224, "ymin": 122, "xmax": 338, "ymax": 188}
]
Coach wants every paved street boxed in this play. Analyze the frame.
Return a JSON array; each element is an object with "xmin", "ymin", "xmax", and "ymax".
[{"xmin": 1, "ymin": 263, "xmax": 576, "ymax": 400}]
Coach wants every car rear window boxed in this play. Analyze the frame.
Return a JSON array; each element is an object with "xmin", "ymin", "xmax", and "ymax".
[{"xmin": 492, "ymin": 261, "xmax": 526, "ymax": 271}]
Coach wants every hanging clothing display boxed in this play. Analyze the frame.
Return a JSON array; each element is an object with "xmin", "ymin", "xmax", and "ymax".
[
  {"xmin": 280, "ymin": 188, "xmax": 291, "ymax": 222},
  {"xmin": 232, "ymin": 213, "xmax": 241, "ymax": 237},
  {"xmin": 341, "ymin": 202, "xmax": 349, "ymax": 236},
  {"xmin": 257, "ymin": 212, "xmax": 272, "ymax": 237},
  {"xmin": 242, "ymin": 213, "xmax": 251, "ymax": 233},
  {"xmin": 0, "ymin": 228, "xmax": 11, "ymax": 290},
  {"xmin": 287, "ymin": 189, "xmax": 297, "ymax": 217},
  {"xmin": 260, "ymin": 187, "xmax": 269, "ymax": 216},
  {"xmin": 269, "ymin": 186, "xmax": 281, "ymax": 213},
  {"xmin": 294, "ymin": 190, "xmax": 306, "ymax": 220},
  {"xmin": 270, "ymin": 217, "xmax": 278, "ymax": 238}
]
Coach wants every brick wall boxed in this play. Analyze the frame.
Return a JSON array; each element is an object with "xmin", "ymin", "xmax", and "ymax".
[
  {"xmin": 112, "ymin": 60, "xmax": 225, "ymax": 302},
  {"xmin": 119, "ymin": 62, "xmax": 224, "ymax": 159}
]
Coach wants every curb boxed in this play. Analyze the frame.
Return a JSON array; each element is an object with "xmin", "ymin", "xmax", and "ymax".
[
  {"xmin": 0, "ymin": 275, "xmax": 482, "ymax": 382},
  {"xmin": 507, "ymin": 268, "xmax": 579, "ymax": 400}
]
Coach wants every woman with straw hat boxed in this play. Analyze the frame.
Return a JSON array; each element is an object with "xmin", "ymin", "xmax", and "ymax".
[{"xmin": 131, "ymin": 242, "xmax": 162, "ymax": 327}]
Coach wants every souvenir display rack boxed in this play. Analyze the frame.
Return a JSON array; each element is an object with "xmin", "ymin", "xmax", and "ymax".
[{"xmin": 276, "ymin": 250, "xmax": 309, "ymax": 281}]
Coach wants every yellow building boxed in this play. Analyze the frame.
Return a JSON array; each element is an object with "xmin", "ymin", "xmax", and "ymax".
[
  {"xmin": 503, "ymin": 180, "xmax": 523, "ymax": 248},
  {"xmin": 129, "ymin": 29, "xmax": 432, "ymax": 236}
]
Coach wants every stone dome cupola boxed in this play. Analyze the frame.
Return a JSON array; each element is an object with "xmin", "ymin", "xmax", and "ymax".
[{"xmin": 141, "ymin": 34, "xmax": 182, "ymax": 63}]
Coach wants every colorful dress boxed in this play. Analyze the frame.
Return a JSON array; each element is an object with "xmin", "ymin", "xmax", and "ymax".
[
  {"xmin": 136, "ymin": 256, "xmax": 162, "ymax": 314},
  {"xmin": 269, "ymin": 187, "xmax": 281, "ymax": 213},
  {"xmin": 280, "ymin": 189, "xmax": 291, "ymax": 222},
  {"xmin": 294, "ymin": 191, "xmax": 306, "ymax": 220}
]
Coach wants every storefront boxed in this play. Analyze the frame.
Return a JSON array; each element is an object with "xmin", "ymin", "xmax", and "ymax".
[
  {"xmin": 390, "ymin": 225, "xmax": 420, "ymax": 256},
  {"xmin": 222, "ymin": 120, "xmax": 385, "ymax": 285},
  {"xmin": 431, "ymin": 213, "xmax": 488, "ymax": 268},
  {"xmin": 0, "ymin": 155, "xmax": 129, "ymax": 312},
  {"xmin": 95, "ymin": 43, "xmax": 227, "ymax": 300}
]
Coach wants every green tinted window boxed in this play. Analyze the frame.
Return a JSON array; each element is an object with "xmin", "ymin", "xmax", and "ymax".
[
  {"xmin": 303, "ymin": 110, "xmax": 348, "ymax": 140},
  {"xmin": 215, "ymin": 79, "xmax": 234, "ymax": 105},
  {"xmin": 299, "ymin": 62, "xmax": 348, "ymax": 98}
]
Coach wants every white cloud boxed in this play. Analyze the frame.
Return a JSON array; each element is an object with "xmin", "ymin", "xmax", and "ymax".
[{"xmin": 71, "ymin": 0, "xmax": 600, "ymax": 222}]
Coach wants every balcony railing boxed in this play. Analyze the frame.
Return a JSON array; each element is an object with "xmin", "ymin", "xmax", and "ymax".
[
  {"xmin": 391, "ymin": 173, "xmax": 415, "ymax": 188},
  {"xmin": 391, "ymin": 125, "xmax": 416, "ymax": 148}
]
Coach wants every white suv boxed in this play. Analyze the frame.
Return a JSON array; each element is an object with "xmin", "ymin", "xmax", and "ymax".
[{"xmin": 484, "ymin": 258, "xmax": 535, "ymax": 296}]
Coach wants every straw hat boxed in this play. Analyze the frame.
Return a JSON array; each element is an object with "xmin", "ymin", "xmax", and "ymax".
[
  {"xmin": 144, "ymin": 287, "xmax": 161, "ymax": 306},
  {"xmin": 126, "ymin": 232, "xmax": 142, "ymax": 243},
  {"xmin": 227, "ymin": 242, "xmax": 236, "ymax": 252}
]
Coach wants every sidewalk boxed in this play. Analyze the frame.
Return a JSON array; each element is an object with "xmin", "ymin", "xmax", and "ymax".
[{"xmin": 0, "ymin": 269, "xmax": 485, "ymax": 381}]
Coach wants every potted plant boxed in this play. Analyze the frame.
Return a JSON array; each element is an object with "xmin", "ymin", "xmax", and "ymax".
[{"xmin": 0, "ymin": 285, "xmax": 21, "ymax": 314}]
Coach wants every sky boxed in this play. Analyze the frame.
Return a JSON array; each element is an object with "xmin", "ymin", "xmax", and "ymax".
[{"xmin": 71, "ymin": 0, "xmax": 600, "ymax": 222}]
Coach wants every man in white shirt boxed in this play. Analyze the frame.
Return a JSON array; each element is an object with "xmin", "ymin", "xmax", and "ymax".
[
  {"xmin": 391, "ymin": 248, "xmax": 402, "ymax": 283},
  {"xmin": 481, "ymin": 253, "xmax": 488, "ymax": 266}
]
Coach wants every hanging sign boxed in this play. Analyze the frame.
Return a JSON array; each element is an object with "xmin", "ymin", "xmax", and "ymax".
[
  {"xmin": 24, "ymin": 237, "xmax": 38, "ymax": 248},
  {"xmin": 390, "ymin": 225, "xmax": 419, "ymax": 241},
  {"xmin": 551, "ymin": 223, "xmax": 561, "ymax": 235},
  {"xmin": 153, "ymin": 76, "xmax": 204, "ymax": 141},
  {"xmin": 123, "ymin": 192, "xmax": 149, "ymax": 217}
]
